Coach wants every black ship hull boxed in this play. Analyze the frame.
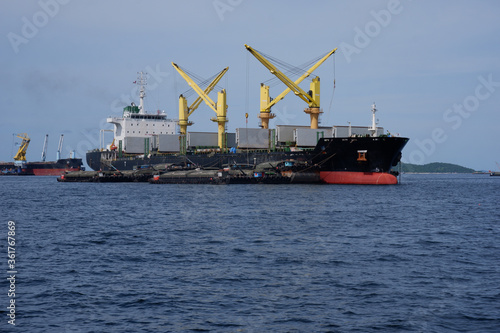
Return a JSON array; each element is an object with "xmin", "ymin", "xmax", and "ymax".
[
  {"xmin": 312, "ymin": 137, "xmax": 408, "ymax": 184},
  {"xmin": 86, "ymin": 137, "xmax": 408, "ymax": 184}
]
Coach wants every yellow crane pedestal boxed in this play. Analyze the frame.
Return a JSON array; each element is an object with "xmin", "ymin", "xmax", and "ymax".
[
  {"xmin": 304, "ymin": 107, "xmax": 323, "ymax": 129},
  {"xmin": 258, "ymin": 111, "xmax": 276, "ymax": 129},
  {"xmin": 304, "ymin": 76, "xmax": 322, "ymax": 129},
  {"xmin": 178, "ymin": 95, "xmax": 194, "ymax": 135},
  {"xmin": 258, "ymin": 84, "xmax": 276, "ymax": 129},
  {"xmin": 210, "ymin": 90, "xmax": 228, "ymax": 150}
]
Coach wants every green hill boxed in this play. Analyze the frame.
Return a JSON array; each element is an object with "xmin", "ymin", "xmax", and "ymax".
[{"xmin": 400, "ymin": 162, "xmax": 475, "ymax": 173}]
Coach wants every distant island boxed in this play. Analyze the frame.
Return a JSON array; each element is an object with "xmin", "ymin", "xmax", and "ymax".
[{"xmin": 400, "ymin": 162, "xmax": 476, "ymax": 173}]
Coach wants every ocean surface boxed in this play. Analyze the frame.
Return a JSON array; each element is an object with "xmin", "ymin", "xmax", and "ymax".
[{"xmin": 0, "ymin": 174, "xmax": 499, "ymax": 332}]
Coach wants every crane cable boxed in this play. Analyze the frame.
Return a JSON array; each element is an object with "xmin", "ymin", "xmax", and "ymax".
[
  {"xmin": 263, "ymin": 55, "xmax": 328, "ymax": 87},
  {"xmin": 177, "ymin": 65, "xmax": 225, "ymax": 99},
  {"xmin": 245, "ymin": 51, "xmax": 249, "ymax": 117},
  {"xmin": 254, "ymin": 48, "xmax": 332, "ymax": 88},
  {"xmin": 326, "ymin": 53, "xmax": 336, "ymax": 124}
]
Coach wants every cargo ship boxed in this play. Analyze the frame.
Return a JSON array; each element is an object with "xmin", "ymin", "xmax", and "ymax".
[
  {"xmin": 1, "ymin": 134, "xmax": 83, "ymax": 176},
  {"xmin": 0, "ymin": 159, "xmax": 83, "ymax": 176},
  {"xmin": 86, "ymin": 45, "xmax": 408, "ymax": 184}
]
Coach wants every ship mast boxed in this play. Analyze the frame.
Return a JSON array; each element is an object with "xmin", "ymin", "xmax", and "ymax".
[
  {"xmin": 369, "ymin": 103, "xmax": 378, "ymax": 137},
  {"xmin": 136, "ymin": 72, "xmax": 147, "ymax": 114}
]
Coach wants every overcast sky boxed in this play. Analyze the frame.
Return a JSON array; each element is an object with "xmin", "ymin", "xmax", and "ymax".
[{"xmin": 1, "ymin": 0, "xmax": 499, "ymax": 170}]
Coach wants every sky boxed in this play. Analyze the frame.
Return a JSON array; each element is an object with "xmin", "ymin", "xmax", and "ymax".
[{"xmin": 1, "ymin": 0, "xmax": 499, "ymax": 171}]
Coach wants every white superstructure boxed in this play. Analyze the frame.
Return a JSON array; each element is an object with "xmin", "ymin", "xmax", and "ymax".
[
  {"xmin": 106, "ymin": 72, "xmax": 177, "ymax": 153},
  {"xmin": 107, "ymin": 108, "xmax": 177, "ymax": 142}
]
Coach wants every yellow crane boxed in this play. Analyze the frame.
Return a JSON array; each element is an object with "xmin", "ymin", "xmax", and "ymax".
[
  {"xmin": 13, "ymin": 133, "xmax": 30, "ymax": 161},
  {"xmin": 176, "ymin": 66, "xmax": 229, "ymax": 136},
  {"xmin": 244, "ymin": 44, "xmax": 336, "ymax": 129},
  {"xmin": 172, "ymin": 62, "xmax": 229, "ymax": 150}
]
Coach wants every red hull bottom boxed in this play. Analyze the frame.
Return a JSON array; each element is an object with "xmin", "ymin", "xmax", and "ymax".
[
  {"xmin": 320, "ymin": 171, "xmax": 398, "ymax": 185},
  {"xmin": 32, "ymin": 168, "xmax": 80, "ymax": 176}
]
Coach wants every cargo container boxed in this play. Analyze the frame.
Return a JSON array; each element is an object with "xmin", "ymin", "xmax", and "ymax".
[
  {"xmin": 158, "ymin": 134, "xmax": 181, "ymax": 152},
  {"xmin": 294, "ymin": 128, "xmax": 332, "ymax": 147},
  {"xmin": 276, "ymin": 125, "xmax": 332, "ymax": 144},
  {"xmin": 236, "ymin": 128, "xmax": 272, "ymax": 149},
  {"xmin": 124, "ymin": 137, "xmax": 147, "ymax": 154},
  {"xmin": 187, "ymin": 132, "xmax": 218, "ymax": 148}
]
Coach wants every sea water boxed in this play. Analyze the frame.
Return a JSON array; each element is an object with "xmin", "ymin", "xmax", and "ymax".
[{"xmin": 0, "ymin": 174, "xmax": 499, "ymax": 332}]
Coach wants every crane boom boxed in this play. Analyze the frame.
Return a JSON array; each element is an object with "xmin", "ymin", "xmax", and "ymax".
[
  {"xmin": 172, "ymin": 63, "xmax": 218, "ymax": 113},
  {"xmin": 188, "ymin": 67, "xmax": 229, "ymax": 117},
  {"xmin": 172, "ymin": 62, "xmax": 228, "ymax": 150},
  {"xmin": 244, "ymin": 44, "xmax": 336, "ymax": 129},
  {"xmin": 57, "ymin": 134, "xmax": 64, "ymax": 160},
  {"xmin": 41, "ymin": 134, "xmax": 48, "ymax": 162},
  {"xmin": 13, "ymin": 133, "xmax": 30, "ymax": 161},
  {"xmin": 266, "ymin": 49, "xmax": 337, "ymax": 110},
  {"xmin": 245, "ymin": 44, "xmax": 313, "ymax": 105}
]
